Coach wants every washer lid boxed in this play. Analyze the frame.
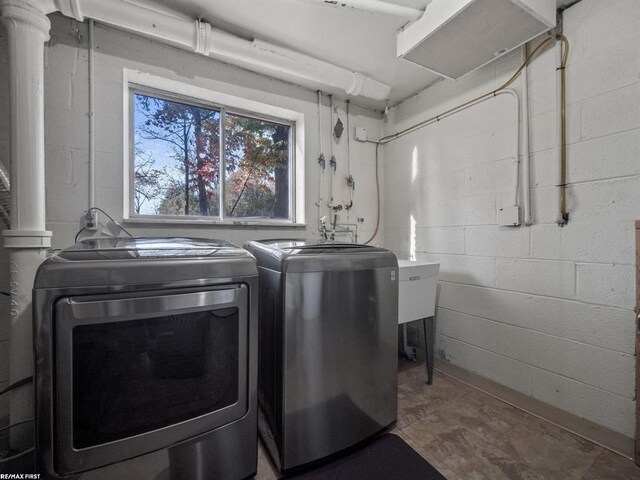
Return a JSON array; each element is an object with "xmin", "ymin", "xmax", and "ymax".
[
  {"xmin": 244, "ymin": 239, "xmax": 397, "ymax": 272},
  {"xmin": 55, "ymin": 237, "xmax": 247, "ymax": 260},
  {"xmin": 247, "ymin": 239, "xmax": 380, "ymax": 254}
]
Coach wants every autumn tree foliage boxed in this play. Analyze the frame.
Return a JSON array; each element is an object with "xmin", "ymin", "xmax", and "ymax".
[
  {"xmin": 135, "ymin": 93, "xmax": 289, "ymax": 219},
  {"xmin": 132, "ymin": 148, "xmax": 164, "ymax": 214}
]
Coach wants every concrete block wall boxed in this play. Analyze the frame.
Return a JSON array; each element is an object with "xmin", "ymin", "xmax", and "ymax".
[
  {"xmin": 0, "ymin": 0, "xmax": 637, "ymax": 445},
  {"xmin": 37, "ymin": 14, "xmax": 382, "ymax": 249},
  {"xmin": 383, "ymin": 0, "xmax": 638, "ymax": 437},
  {"xmin": 0, "ymin": 14, "xmax": 383, "ymax": 424}
]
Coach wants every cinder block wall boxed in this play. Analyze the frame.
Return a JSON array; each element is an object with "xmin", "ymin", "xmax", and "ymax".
[
  {"xmin": 383, "ymin": 0, "xmax": 638, "ymax": 437},
  {"xmin": 0, "ymin": 14, "xmax": 383, "ymax": 425},
  {"xmin": 38, "ymin": 14, "xmax": 382, "ymax": 248}
]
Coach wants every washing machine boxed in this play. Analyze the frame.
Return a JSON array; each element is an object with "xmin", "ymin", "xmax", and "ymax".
[
  {"xmin": 33, "ymin": 237, "xmax": 258, "ymax": 480},
  {"xmin": 244, "ymin": 239, "xmax": 398, "ymax": 472}
]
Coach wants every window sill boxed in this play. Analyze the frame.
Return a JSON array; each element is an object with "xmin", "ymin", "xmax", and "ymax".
[{"xmin": 123, "ymin": 217, "xmax": 307, "ymax": 228}]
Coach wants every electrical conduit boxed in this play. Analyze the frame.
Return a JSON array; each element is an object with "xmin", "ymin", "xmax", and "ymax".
[
  {"xmin": 345, "ymin": 99, "xmax": 353, "ymax": 216},
  {"xmin": 328, "ymin": 95, "xmax": 336, "ymax": 211},
  {"xmin": 363, "ymin": 35, "xmax": 568, "ymax": 244},
  {"xmin": 88, "ymin": 18, "xmax": 95, "ymax": 211},
  {"xmin": 317, "ymin": 90, "xmax": 325, "ymax": 233},
  {"xmin": 521, "ymin": 44, "xmax": 532, "ymax": 226},
  {"xmin": 498, "ymin": 89, "xmax": 521, "ymax": 210}
]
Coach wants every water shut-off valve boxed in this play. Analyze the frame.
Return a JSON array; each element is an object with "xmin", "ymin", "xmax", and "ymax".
[
  {"xmin": 346, "ymin": 175, "xmax": 355, "ymax": 191},
  {"xmin": 318, "ymin": 153, "xmax": 326, "ymax": 170}
]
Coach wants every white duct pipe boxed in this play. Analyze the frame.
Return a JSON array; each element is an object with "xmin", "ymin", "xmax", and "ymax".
[
  {"xmin": 48, "ymin": 0, "xmax": 391, "ymax": 101},
  {"xmin": 0, "ymin": 0, "xmax": 53, "ymax": 450},
  {"xmin": 299, "ymin": 0, "xmax": 424, "ymax": 19}
]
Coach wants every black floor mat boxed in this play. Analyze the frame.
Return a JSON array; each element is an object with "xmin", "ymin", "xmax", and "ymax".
[{"xmin": 286, "ymin": 433, "xmax": 447, "ymax": 480}]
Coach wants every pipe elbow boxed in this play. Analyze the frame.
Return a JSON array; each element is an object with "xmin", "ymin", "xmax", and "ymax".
[
  {"xmin": 346, "ymin": 72, "xmax": 390, "ymax": 101},
  {"xmin": 54, "ymin": 0, "xmax": 83, "ymax": 20},
  {"xmin": 194, "ymin": 18, "xmax": 212, "ymax": 55}
]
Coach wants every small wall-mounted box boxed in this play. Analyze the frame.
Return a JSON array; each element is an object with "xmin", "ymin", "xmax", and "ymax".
[
  {"xmin": 354, "ymin": 127, "xmax": 367, "ymax": 142},
  {"xmin": 497, "ymin": 205, "xmax": 521, "ymax": 226}
]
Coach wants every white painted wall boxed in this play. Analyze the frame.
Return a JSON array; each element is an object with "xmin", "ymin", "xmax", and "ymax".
[
  {"xmin": 0, "ymin": 0, "xmax": 637, "ymax": 445},
  {"xmin": 0, "ymin": 13, "xmax": 383, "ymax": 422},
  {"xmin": 40, "ymin": 14, "xmax": 382, "ymax": 248},
  {"xmin": 382, "ymin": 0, "xmax": 639, "ymax": 437}
]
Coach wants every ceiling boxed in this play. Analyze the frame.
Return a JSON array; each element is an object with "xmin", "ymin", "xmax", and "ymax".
[{"xmin": 149, "ymin": 0, "xmax": 577, "ymax": 110}]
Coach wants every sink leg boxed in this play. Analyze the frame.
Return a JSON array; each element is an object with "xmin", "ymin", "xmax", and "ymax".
[{"xmin": 423, "ymin": 316, "xmax": 434, "ymax": 385}]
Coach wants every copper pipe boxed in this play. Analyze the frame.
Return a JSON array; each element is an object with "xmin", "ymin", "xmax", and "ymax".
[
  {"xmin": 378, "ymin": 36, "xmax": 557, "ymax": 145},
  {"xmin": 364, "ymin": 35, "xmax": 569, "ymax": 243}
]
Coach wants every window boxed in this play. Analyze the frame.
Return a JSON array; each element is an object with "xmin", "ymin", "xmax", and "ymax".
[{"xmin": 127, "ymin": 80, "xmax": 302, "ymax": 224}]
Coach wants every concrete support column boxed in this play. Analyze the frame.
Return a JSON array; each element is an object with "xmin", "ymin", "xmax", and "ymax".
[{"xmin": 0, "ymin": 0, "xmax": 52, "ymax": 448}]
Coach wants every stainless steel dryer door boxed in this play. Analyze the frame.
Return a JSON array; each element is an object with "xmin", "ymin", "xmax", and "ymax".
[{"xmin": 54, "ymin": 285, "xmax": 249, "ymax": 475}]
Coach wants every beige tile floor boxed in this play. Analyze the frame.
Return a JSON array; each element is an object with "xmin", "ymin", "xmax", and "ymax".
[{"xmin": 256, "ymin": 361, "xmax": 640, "ymax": 479}]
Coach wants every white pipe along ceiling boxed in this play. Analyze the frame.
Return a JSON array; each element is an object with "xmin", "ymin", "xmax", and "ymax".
[
  {"xmin": 43, "ymin": 0, "xmax": 392, "ymax": 101},
  {"xmin": 298, "ymin": 0, "xmax": 424, "ymax": 20}
]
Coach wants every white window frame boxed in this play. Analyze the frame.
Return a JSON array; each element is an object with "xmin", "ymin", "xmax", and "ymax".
[{"xmin": 122, "ymin": 69, "xmax": 306, "ymax": 226}]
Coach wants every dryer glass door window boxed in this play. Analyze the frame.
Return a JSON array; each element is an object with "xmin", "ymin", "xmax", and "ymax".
[
  {"xmin": 72, "ymin": 307, "xmax": 239, "ymax": 448},
  {"xmin": 54, "ymin": 286, "xmax": 249, "ymax": 475}
]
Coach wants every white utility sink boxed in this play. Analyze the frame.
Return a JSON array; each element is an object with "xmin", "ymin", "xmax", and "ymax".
[
  {"xmin": 397, "ymin": 259, "xmax": 440, "ymax": 324},
  {"xmin": 397, "ymin": 259, "xmax": 440, "ymax": 384}
]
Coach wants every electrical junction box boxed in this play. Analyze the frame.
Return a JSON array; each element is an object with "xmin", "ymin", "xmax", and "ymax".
[
  {"xmin": 355, "ymin": 127, "xmax": 367, "ymax": 142},
  {"xmin": 497, "ymin": 205, "xmax": 521, "ymax": 226}
]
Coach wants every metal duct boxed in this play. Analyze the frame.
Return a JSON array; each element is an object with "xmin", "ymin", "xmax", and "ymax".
[{"xmin": 397, "ymin": 0, "xmax": 556, "ymax": 79}]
